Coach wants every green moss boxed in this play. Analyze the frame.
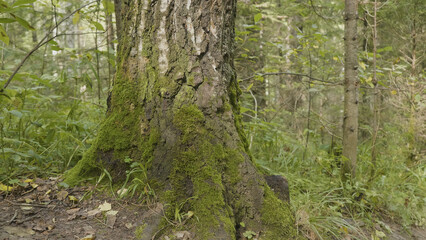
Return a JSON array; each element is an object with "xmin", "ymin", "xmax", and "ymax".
[
  {"xmin": 63, "ymin": 137, "xmax": 102, "ymax": 186},
  {"xmin": 134, "ymin": 223, "xmax": 147, "ymax": 239},
  {"xmin": 161, "ymin": 105, "xmax": 236, "ymax": 239},
  {"xmin": 140, "ymin": 127, "xmax": 160, "ymax": 168},
  {"xmin": 261, "ymin": 188, "xmax": 298, "ymax": 239},
  {"xmin": 64, "ymin": 68, "xmax": 160, "ymax": 185},
  {"xmin": 228, "ymin": 75, "xmax": 250, "ymax": 153}
]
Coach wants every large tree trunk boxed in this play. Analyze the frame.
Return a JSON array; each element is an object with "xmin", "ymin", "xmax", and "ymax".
[
  {"xmin": 65, "ymin": 0, "xmax": 297, "ymax": 239},
  {"xmin": 342, "ymin": 0, "xmax": 359, "ymax": 179}
]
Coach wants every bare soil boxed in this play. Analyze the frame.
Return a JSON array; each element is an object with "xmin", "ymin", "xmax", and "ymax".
[
  {"xmin": 0, "ymin": 177, "xmax": 424, "ymax": 240},
  {"xmin": 0, "ymin": 177, "xmax": 160, "ymax": 240}
]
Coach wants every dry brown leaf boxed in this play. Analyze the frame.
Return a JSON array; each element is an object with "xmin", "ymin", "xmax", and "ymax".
[
  {"xmin": 3, "ymin": 226, "xmax": 36, "ymax": 237},
  {"xmin": 66, "ymin": 208, "xmax": 80, "ymax": 214},
  {"xmin": 87, "ymin": 209, "xmax": 101, "ymax": 217},
  {"xmin": 125, "ymin": 223, "xmax": 133, "ymax": 229},
  {"xmin": 56, "ymin": 190, "xmax": 69, "ymax": 200},
  {"xmin": 106, "ymin": 211, "xmax": 118, "ymax": 229}
]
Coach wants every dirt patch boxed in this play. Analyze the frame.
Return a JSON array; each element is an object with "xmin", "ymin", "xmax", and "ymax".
[
  {"xmin": 0, "ymin": 177, "xmax": 161, "ymax": 240},
  {"xmin": 1, "ymin": 178, "xmax": 424, "ymax": 240}
]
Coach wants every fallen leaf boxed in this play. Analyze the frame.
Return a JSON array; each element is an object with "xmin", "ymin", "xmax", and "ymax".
[
  {"xmin": 3, "ymin": 226, "xmax": 36, "ymax": 237},
  {"xmin": 66, "ymin": 208, "xmax": 81, "ymax": 214},
  {"xmin": 125, "ymin": 223, "xmax": 133, "ymax": 229},
  {"xmin": 82, "ymin": 225, "xmax": 96, "ymax": 235},
  {"xmin": 376, "ymin": 230, "xmax": 386, "ymax": 238},
  {"xmin": 106, "ymin": 210, "xmax": 118, "ymax": 228},
  {"xmin": 39, "ymin": 194, "xmax": 51, "ymax": 202},
  {"xmin": 87, "ymin": 209, "xmax": 101, "ymax": 217},
  {"xmin": 80, "ymin": 234, "xmax": 96, "ymax": 240},
  {"xmin": 174, "ymin": 231, "xmax": 192, "ymax": 240},
  {"xmin": 106, "ymin": 210, "xmax": 118, "ymax": 216},
  {"xmin": 20, "ymin": 206, "xmax": 33, "ymax": 211},
  {"xmin": 69, "ymin": 195, "xmax": 78, "ymax": 202},
  {"xmin": 117, "ymin": 188, "xmax": 128, "ymax": 196},
  {"xmin": 57, "ymin": 190, "xmax": 69, "ymax": 200},
  {"xmin": 0, "ymin": 183, "xmax": 14, "ymax": 192},
  {"xmin": 98, "ymin": 201, "xmax": 111, "ymax": 212},
  {"xmin": 25, "ymin": 198, "xmax": 34, "ymax": 203},
  {"xmin": 32, "ymin": 225, "xmax": 47, "ymax": 232}
]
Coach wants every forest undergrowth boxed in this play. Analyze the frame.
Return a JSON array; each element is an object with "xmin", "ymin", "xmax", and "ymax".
[{"xmin": 0, "ymin": 80, "xmax": 424, "ymax": 239}]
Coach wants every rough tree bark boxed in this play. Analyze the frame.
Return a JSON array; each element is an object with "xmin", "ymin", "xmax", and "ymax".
[
  {"xmin": 342, "ymin": 0, "xmax": 359, "ymax": 179},
  {"xmin": 65, "ymin": 0, "xmax": 297, "ymax": 239}
]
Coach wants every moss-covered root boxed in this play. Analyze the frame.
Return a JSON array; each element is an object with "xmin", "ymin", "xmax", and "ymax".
[
  {"xmin": 63, "ymin": 142, "xmax": 100, "ymax": 186},
  {"xmin": 260, "ymin": 188, "xmax": 298, "ymax": 239}
]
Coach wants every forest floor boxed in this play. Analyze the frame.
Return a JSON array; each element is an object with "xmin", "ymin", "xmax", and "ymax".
[{"xmin": 0, "ymin": 177, "xmax": 425, "ymax": 240}]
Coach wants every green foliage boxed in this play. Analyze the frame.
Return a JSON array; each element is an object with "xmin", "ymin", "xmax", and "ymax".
[
  {"xmin": 235, "ymin": 0, "xmax": 424, "ymax": 238},
  {"xmin": 116, "ymin": 156, "xmax": 156, "ymax": 201},
  {"xmin": 244, "ymin": 113, "xmax": 425, "ymax": 238},
  {"xmin": 243, "ymin": 230, "xmax": 256, "ymax": 239},
  {"xmin": 0, "ymin": 76, "xmax": 102, "ymax": 181},
  {"xmin": 0, "ymin": 0, "xmax": 35, "ymax": 45}
]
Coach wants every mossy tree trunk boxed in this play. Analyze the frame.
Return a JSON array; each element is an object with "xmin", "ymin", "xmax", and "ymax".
[{"xmin": 65, "ymin": 0, "xmax": 297, "ymax": 239}]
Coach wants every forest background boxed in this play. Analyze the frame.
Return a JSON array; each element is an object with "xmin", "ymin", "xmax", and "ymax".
[{"xmin": 0, "ymin": 0, "xmax": 424, "ymax": 239}]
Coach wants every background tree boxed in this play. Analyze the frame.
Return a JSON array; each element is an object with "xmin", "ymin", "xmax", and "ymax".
[{"xmin": 341, "ymin": 0, "xmax": 359, "ymax": 179}]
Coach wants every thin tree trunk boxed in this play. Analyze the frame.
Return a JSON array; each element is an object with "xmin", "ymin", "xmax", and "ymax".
[
  {"xmin": 1, "ymin": 41, "xmax": 4, "ymax": 70},
  {"xmin": 302, "ymin": 48, "xmax": 313, "ymax": 162},
  {"xmin": 105, "ymin": 0, "xmax": 115, "ymax": 90},
  {"xmin": 95, "ymin": 0, "xmax": 102, "ymax": 104},
  {"xmin": 371, "ymin": 0, "xmax": 380, "ymax": 172},
  {"xmin": 342, "ymin": 0, "xmax": 359, "ymax": 179}
]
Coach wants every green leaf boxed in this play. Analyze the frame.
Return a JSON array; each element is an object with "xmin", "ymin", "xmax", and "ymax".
[
  {"xmin": 254, "ymin": 13, "xmax": 262, "ymax": 23},
  {"xmin": 13, "ymin": 15, "xmax": 35, "ymax": 30},
  {"xmin": 247, "ymin": 83, "xmax": 254, "ymax": 92},
  {"xmin": 0, "ymin": 18, "xmax": 16, "ymax": 23},
  {"xmin": 48, "ymin": 40, "xmax": 59, "ymax": 45},
  {"xmin": 0, "ymin": 1, "xmax": 11, "ymax": 13},
  {"xmin": 51, "ymin": 45, "xmax": 63, "ymax": 51},
  {"xmin": 377, "ymin": 46, "xmax": 392, "ymax": 53},
  {"xmin": 102, "ymin": 0, "xmax": 114, "ymax": 15},
  {"xmin": 243, "ymin": 230, "xmax": 256, "ymax": 239},
  {"xmin": 12, "ymin": 0, "xmax": 36, "ymax": 7},
  {"xmin": 0, "ymin": 25, "xmax": 9, "ymax": 45},
  {"xmin": 72, "ymin": 11, "xmax": 80, "ymax": 25},
  {"xmin": 9, "ymin": 109, "xmax": 23, "ymax": 118},
  {"xmin": 91, "ymin": 21, "xmax": 104, "ymax": 31}
]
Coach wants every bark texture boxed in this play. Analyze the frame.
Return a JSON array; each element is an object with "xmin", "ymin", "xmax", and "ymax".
[
  {"xmin": 65, "ymin": 0, "xmax": 297, "ymax": 239},
  {"xmin": 342, "ymin": 0, "xmax": 359, "ymax": 178}
]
